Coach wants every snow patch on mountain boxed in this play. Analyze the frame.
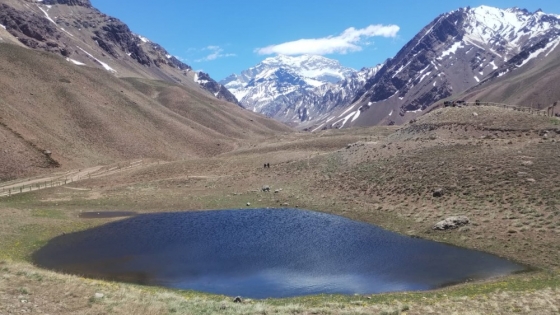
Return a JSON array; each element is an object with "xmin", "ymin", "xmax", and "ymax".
[
  {"xmin": 222, "ymin": 54, "xmax": 357, "ymax": 104},
  {"xmin": 77, "ymin": 46, "xmax": 116, "ymax": 73},
  {"xmin": 66, "ymin": 57, "xmax": 85, "ymax": 65},
  {"xmin": 36, "ymin": 5, "xmax": 56, "ymax": 25},
  {"xmin": 518, "ymin": 37, "xmax": 560, "ymax": 67}
]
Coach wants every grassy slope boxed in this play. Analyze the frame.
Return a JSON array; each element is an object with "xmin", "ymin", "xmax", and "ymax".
[
  {"xmin": 0, "ymin": 43, "xmax": 291, "ymax": 180},
  {"xmin": 1, "ymin": 106, "xmax": 560, "ymax": 314}
]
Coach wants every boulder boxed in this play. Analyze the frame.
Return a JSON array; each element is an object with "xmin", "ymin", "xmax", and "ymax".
[
  {"xmin": 432, "ymin": 188, "xmax": 444, "ymax": 197},
  {"xmin": 433, "ymin": 216, "xmax": 469, "ymax": 230}
]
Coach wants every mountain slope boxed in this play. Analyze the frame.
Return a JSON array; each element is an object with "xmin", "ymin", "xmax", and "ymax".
[
  {"xmin": 301, "ymin": 6, "xmax": 560, "ymax": 130},
  {"xmin": 0, "ymin": 42, "xmax": 291, "ymax": 181},
  {"xmin": 335, "ymin": 6, "xmax": 560, "ymax": 126},
  {"xmin": 0, "ymin": 0, "xmax": 238, "ymax": 105},
  {"xmin": 458, "ymin": 41, "xmax": 560, "ymax": 111},
  {"xmin": 221, "ymin": 54, "xmax": 381, "ymax": 126}
]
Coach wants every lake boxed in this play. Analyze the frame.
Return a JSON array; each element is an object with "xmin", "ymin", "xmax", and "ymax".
[{"xmin": 33, "ymin": 208, "xmax": 526, "ymax": 298}]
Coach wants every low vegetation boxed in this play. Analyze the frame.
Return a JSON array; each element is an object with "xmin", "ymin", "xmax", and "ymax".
[{"xmin": 1, "ymin": 106, "xmax": 560, "ymax": 314}]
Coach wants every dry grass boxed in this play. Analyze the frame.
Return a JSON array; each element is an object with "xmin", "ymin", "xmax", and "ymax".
[
  {"xmin": 1, "ymin": 261, "xmax": 559, "ymax": 315},
  {"xmin": 0, "ymin": 43, "xmax": 291, "ymax": 181},
  {"xmin": 1, "ymin": 106, "xmax": 560, "ymax": 314}
]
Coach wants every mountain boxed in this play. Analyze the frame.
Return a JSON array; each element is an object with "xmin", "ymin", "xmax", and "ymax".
[
  {"xmin": 0, "ymin": 0, "xmax": 238, "ymax": 105},
  {"xmin": 229, "ymin": 6, "xmax": 560, "ymax": 130},
  {"xmin": 311, "ymin": 5, "xmax": 560, "ymax": 129},
  {"xmin": 220, "ymin": 54, "xmax": 381, "ymax": 126},
  {"xmin": 0, "ymin": 42, "xmax": 291, "ymax": 181},
  {"xmin": 457, "ymin": 39, "xmax": 560, "ymax": 110}
]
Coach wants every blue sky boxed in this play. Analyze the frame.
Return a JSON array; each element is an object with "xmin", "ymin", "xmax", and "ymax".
[{"xmin": 91, "ymin": 0, "xmax": 560, "ymax": 81}]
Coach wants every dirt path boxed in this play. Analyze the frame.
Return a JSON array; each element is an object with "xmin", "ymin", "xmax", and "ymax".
[{"xmin": 0, "ymin": 159, "xmax": 158, "ymax": 197}]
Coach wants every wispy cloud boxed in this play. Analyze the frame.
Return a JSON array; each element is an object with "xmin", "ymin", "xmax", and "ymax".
[
  {"xmin": 195, "ymin": 45, "xmax": 236, "ymax": 62},
  {"xmin": 255, "ymin": 24, "xmax": 400, "ymax": 56}
]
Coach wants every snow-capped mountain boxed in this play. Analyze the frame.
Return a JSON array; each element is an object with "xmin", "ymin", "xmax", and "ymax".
[
  {"xmin": 220, "ymin": 54, "xmax": 380, "ymax": 125},
  {"xmin": 311, "ymin": 5, "xmax": 560, "ymax": 130},
  {"xmin": 0, "ymin": 0, "xmax": 236, "ymax": 104}
]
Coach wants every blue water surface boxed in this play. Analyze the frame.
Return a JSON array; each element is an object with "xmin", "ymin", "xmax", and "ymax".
[{"xmin": 33, "ymin": 208, "xmax": 526, "ymax": 298}]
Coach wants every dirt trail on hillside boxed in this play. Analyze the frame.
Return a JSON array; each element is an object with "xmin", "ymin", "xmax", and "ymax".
[{"xmin": 0, "ymin": 160, "xmax": 157, "ymax": 197}]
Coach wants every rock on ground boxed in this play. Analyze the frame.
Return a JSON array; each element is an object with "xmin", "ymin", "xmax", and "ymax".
[{"xmin": 433, "ymin": 216, "xmax": 469, "ymax": 230}]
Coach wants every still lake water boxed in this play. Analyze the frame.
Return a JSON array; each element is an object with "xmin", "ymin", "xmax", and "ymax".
[{"xmin": 33, "ymin": 208, "xmax": 526, "ymax": 298}]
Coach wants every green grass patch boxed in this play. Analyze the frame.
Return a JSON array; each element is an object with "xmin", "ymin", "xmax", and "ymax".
[{"xmin": 32, "ymin": 208, "xmax": 66, "ymax": 219}]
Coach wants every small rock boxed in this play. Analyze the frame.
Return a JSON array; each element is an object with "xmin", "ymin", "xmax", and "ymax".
[
  {"xmin": 517, "ymin": 172, "xmax": 528, "ymax": 177},
  {"xmin": 94, "ymin": 293, "xmax": 104, "ymax": 299},
  {"xmin": 274, "ymin": 189, "xmax": 280, "ymax": 193},
  {"xmin": 246, "ymin": 202, "xmax": 251, "ymax": 206},
  {"xmin": 261, "ymin": 185, "xmax": 270, "ymax": 192},
  {"xmin": 472, "ymin": 112, "xmax": 478, "ymax": 117},
  {"xmin": 433, "ymin": 216, "xmax": 469, "ymax": 230},
  {"xmin": 526, "ymin": 178, "xmax": 536, "ymax": 183},
  {"xmin": 233, "ymin": 296, "xmax": 243, "ymax": 303},
  {"xmin": 521, "ymin": 161, "xmax": 533, "ymax": 166},
  {"xmin": 432, "ymin": 188, "xmax": 444, "ymax": 197}
]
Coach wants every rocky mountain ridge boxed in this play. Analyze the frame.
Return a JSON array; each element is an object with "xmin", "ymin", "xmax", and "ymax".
[
  {"xmin": 312, "ymin": 5, "xmax": 560, "ymax": 129},
  {"xmin": 220, "ymin": 54, "xmax": 381, "ymax": 126},
  {"xmin": 223, "ymin": 5, "xmax": 560, "ymax": 130},
  {"xmin": 0, "ymin": 0, "xmax": 238, "ymax": 105}
]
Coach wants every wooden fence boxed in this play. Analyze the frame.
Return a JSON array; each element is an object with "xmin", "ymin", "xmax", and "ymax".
[
  {"xmin": 0, "ymin": 159, "xmax": 153, "ymax": 198},
  {"xmin": 446, "ymin": 101, "xmax": 550, "ymax": 116}
]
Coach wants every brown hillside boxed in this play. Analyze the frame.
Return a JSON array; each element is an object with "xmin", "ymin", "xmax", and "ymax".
[
  {"xmin": 0, "ymin": 43, "xmax": 292, "ymax": 181},
  {"xmin": 459, "ymin": 46, "xmax": 560, "ymax": 111}
]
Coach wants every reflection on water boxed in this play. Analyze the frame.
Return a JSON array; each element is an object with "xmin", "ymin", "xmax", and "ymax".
[{"xmin": 33, "ymin": 208, "xmax": 526, "ymax": 298}]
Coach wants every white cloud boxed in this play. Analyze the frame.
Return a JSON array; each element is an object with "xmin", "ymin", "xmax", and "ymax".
[
  {"xmin": 255, "ymin": 24, "xmax": 400, "ymax": 56},
  {"xmin": 195, "ymin": 45, "xmax": 236, "ymax": 62}
]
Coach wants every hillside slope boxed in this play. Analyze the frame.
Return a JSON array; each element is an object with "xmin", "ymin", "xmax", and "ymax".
[
  {"xmin": 0, "ymin": 0, "xmax": 239, "ymax": 104},
  {"xmin": 458, "ymin": 41, "xmax": 560, "ymax": 111},
  {"xmin": 0, "ymin": 43, "xmax": 292, "ymax": 181},
  {"xmin": 304, "ymin": 6, "xmax": 560, "ymax": 130}
]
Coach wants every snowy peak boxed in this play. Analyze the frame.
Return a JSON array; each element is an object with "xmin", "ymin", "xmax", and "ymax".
[
  {"xmin": 462, "ymin": 5, "xmax": 560, "ymax": 57},
  {"xmin": 311, "ymin": 5, "xmax": 560, "ymax": 130},
  {"xmin": 220, "ymin": 54, "xmax": 359, "ymax": 113},
  {"xmin": 219, "ymin": 54, "xmax": 383, "ymax": 125},
  {"xmin": 259, "ymin": 54, "xmax": 355, "ymax": 83}
]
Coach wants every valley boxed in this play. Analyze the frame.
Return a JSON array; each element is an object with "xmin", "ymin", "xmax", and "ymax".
[
  {"xmin": 1, "ymin": 0, "xmax": 560, "ymax": 314},
  {"xmin": 1, "ymin": 105, "xmax": 560, "ymax": 314}
]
